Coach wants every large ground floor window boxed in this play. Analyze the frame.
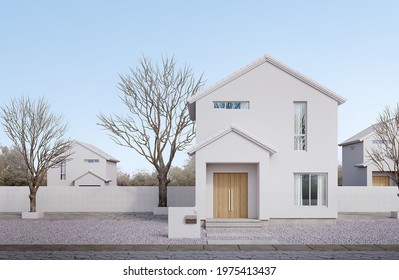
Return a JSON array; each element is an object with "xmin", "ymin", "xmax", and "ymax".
[{"xmin": 294, "ymin": 173, "xmax": 327, "ymax": 206}]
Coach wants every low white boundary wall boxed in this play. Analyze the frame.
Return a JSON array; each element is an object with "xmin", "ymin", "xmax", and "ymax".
[
  {"xmin": 2, "ymin": 186, "xmax": 398, "ymax": 213},
  {"xmin": 338, "ymin": 186, "xmax": 399, "ymax": 212},
  {"xmin": 0, "ymin": 186, "xmax": 195, "ymax": 212}
]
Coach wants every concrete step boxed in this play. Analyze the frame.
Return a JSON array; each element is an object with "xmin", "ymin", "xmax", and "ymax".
[{"xmin": 206, "ymin": 218, "xmax": 262, "ymax": 229}]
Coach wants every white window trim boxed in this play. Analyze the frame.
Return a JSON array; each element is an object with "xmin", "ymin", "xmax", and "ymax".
[
  {"xmin": 294, "ymin": 173, "xmax": 327, "ymax": 207},
  {"xmin": 294, "ymin": 102, "xmax": 307, "ymax": 151}
]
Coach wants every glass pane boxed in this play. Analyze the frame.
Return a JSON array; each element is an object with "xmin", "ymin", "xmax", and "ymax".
[
  {"xmin": 214, "ymin": 102, "xmax": 225, "ymax": 109},
  {"xmin": 311, "ymin": 174, "xmax": 318, "ymax": 205},
  {"xmin": 294, "ymin": 102, "xmax": 307, "ymax": 150},
  {"xmin": 301, "ymin": 174, "xmax": 309, "ymax": 205},
  {"xmin": 320, "ymin": 174, "xmax": 327, "ymax": 206},
  {"xmin": 294, "ymin": 136, "xmax": 305, "ymax": 150},
  {"xmin": 240, "ymin": 102, "xmax": 249, "ymax": 109},
  {"xmin": 226, "ymin": 102, "xmax": 242, "ymax": 109}
]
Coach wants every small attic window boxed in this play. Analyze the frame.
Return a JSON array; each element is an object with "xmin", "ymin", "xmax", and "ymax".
[
  {"xmin": 214, "ymin": 101, "xmax": 249, "ymax": 109},
  {"xmin": 84, "ymin": 159, "xmax": 99, "ymax": 163}
]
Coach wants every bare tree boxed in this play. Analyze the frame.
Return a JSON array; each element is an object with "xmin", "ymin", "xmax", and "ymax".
[
  {"xmin": 98, "ymin": 56, "xmax": 204, "ymax": 206},
  {"xmin": 366, "ymin": 103, "xmax": 399, "ymax": 196},
  {"xmin": 0, "ymin": 96, "xmax": 74, "ymax": 212}
]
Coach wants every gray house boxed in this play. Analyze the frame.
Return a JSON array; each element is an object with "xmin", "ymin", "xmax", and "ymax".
[{"xmin": 339, "ymin": 125, "xmax": 396, "ymax": 187}]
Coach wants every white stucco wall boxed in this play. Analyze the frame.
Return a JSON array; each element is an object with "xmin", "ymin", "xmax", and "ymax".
[
  {"xmin": 0, "ymin": 186, "xmax": 194, "ymax": 212},
  {"xmin": 338, "ymin": 187, "xmax": 399, "ymax": 212},
  {"xmin": 193, "ymin": 60, "xmax": 339, "ymax": 219}
]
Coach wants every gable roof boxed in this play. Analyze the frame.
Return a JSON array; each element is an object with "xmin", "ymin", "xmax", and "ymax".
[
  {"xmin": 72, "ymin": 171, "xmax": 111, "ymax": 183},
  {"xmin": 188, "ymin": 55, "xmax": 346, "ymax": 106},
  {"xmin": 339, "ymin": 125, "xmax": 375, "ymax": 146},
  {"xmin": 188, "ymin": 123, "xmax": 278, "ymax": 156},
  {"xmin": 75, "ymin": 141, "xmax": 119, "ymax": 162}
]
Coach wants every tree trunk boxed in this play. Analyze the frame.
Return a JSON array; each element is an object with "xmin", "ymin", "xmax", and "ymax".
[
  {"xmin": 29, "ymin": 191, "xmax": 37, "ymax": 212},
  {"xmin": 157, "ymin": 172, "xmax": 170, "ymax": 207}
]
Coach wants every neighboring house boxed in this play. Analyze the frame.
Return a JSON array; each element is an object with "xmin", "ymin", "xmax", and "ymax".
[
  {"xmin": 188, "ymin": 55, "xmax": 346, "ymax": 220},
  {"xmin": 47, "ymin": 141, "xmax": 119, "ymax": 187},
  {"xmin": 339, "ymin": 125, "xmax": 396, "ymax": 187}
]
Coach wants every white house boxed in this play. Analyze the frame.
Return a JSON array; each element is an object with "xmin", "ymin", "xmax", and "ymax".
[
  {"xmin": 188, "ymin": 55, "xmax": 346, "ymax": 220},
  {"xmin": 339, "ymin": 125, "xmax": 397, "ymax": 187},
  {"xmin": 47, "ymin": 141, "xmax": 119, "ymax": 187}
]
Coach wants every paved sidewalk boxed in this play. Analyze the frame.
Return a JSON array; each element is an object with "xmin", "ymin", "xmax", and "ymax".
[
  {"xmin": 1, "ymin": 212, "xmax": 399, "ymax": 259},
  {"xmin": 1, "ymin": 244, "xmax": 399, "ymax": 260}
]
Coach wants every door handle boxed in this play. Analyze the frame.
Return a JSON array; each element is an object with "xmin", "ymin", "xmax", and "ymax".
[
  {"xmin": 228, "ymin": 189, "xmax": 231, "ymax": 212},
  {"xmin": 230, "ymin": 189, "xmax": 233, "ymax": 212}
]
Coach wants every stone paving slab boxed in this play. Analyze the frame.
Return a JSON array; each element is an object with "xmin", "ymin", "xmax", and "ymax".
[
  {"xmin": 342, "ymin": 245, "xmax": 384, "ymax": 251},
  {"xmin": 273, "ymin": 245, "xmax": 313, "ymax": 251},
  {"xmin": 238, "ymin": 245, "xmax": 276, "ymax": 251},
  {"xmin": 168, "ymin": 245, "xmax": 204, "ymax": 251},
  {"xmin": 377, "ymin": 245, "xmax": 399, "ymax": 251},
  {"xmin": 203, "ymin": 245, "xmax": 240, "ymax": 251},
  {"xmin": 307, "ymin": 245, "xmax": 349, "ymax": 251},
  {"xmin": 131, "ymin": 245, "xmax": 169, "ymax": 251},
  {"xmin": 207, "ymin": 239, "xmax": 280, "ymax": 245}
]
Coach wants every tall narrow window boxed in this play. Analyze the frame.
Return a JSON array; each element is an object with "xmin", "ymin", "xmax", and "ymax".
[
  {"xmin": 294, "ymin": 102, "xmax": 307, "ymax": 150},
  {"xmin": 294, "ymin": 173, "xmax": 327, "ymax": 206},
  {"xmin": 60, "ymin": 161, "xmax": 66, "ymax": 180}
]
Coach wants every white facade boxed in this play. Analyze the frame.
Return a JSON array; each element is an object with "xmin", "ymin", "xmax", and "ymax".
[
  {"xmin": 340, "ymin": 126, "xmax": 397, "ymax": 186},
  {"xmin": 47, "ymin": 141, "xmax": 119, "ymax": 187},
  {"xmin": 188, "ymin": 55, "xmax": 345, "ymax": 220}
]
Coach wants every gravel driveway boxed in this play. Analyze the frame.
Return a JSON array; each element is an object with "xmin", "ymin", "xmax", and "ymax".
[{"xmin": 0, "ymin": 212, "xmax": 398, "ymax": 245}]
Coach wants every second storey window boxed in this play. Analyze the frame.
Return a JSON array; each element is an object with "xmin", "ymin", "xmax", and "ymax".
[
  {"xmin": 214, "ymin": 101, "xmax": 249, "ymax": 109},
  {"xmin": 84, "ymin": 159, "xmax": 99, "ymax": 163},
  {"xmin": 60, "ymin": 161, "xmax": 66, "ymax": 180},
  {"xmin": 294, "ymin": 102, "xmax": 307, "ymax": 150}
]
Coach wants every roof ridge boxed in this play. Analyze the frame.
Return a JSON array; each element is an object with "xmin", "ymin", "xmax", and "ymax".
[
  {"xmin": 188, "ymin": 54, "xmax": 346, "ymax": 105},
  {"xmin": 75, "ymin": 140, "xmax": 119, "ymax": 162},
  {"xmin": 339, "ymin": 125, "xmax": 375, "ymax": 146}
]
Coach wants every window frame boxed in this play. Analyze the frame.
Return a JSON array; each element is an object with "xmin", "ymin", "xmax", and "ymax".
[
  {"xmin": 84, "ymin": 159, "xmax": 100, "ymax": 163},
  {"xmin": 60, "ymin": 161, "xmax": 66, "ymax": 180},
  {"xmin": 213, "ymin": 101, "xmax": 250, "ymax": 109},
  {"xmin": 294, "ymin": 173, "xmax": 327, "ymax": 207},
  {"xmin": 294, "ymin": 102, "xmax": 307, "ymax": 151}
]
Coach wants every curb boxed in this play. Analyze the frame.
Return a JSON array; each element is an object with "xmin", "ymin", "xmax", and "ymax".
[{"xmin": 1, "ymin": 244, "xmax": 399, "ymax": 252}]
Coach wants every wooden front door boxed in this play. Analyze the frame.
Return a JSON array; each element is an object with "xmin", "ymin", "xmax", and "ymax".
[{"xmin": 213, "ymin": 173, "xmax": 248, "ymax": 218}]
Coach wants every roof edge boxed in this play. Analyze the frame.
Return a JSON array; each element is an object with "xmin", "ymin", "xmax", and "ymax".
[
  {"xmin": 188, "ymin": 123, "xmax": 278, "ymax": 156},
  {"xmin": 75, "ymin": 140, "xmax": 120, "ymax": 162},
  {"xmin": 188, "ymin": 54, "xmax": 346, "ymax": 105},
  {"xmin": 72, "ymin": 171, "xmax": 109, "ymax": 183}
]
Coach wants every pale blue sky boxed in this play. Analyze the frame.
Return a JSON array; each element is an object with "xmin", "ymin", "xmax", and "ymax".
[{"xmin": 1, "ymin": 0, "xmax": 398, "ymax": 173}]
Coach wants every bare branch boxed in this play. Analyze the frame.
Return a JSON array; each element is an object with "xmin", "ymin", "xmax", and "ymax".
[
  {"xmin": 98, "ymin": 55, "xmax": 204, "ymax": 206},
  {"xmin": 366, "ymin": 103, "xmax": 399, "ymax": 193},
  {"xmin": 0, "ymin": 96, "xmax": 74, "ymax": 212}
]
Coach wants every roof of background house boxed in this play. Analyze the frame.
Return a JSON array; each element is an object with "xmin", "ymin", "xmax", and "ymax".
[
  {"xmin": 188, "ymin": 54, "xmax": 347, "ymax": 105},
  {"xmin": 339, "ymin": 125, "xmax": 375, "ymax": 146},
  {"xmin": 75, "ymin": 141, "xmax": 119, "ymax": 162}
]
